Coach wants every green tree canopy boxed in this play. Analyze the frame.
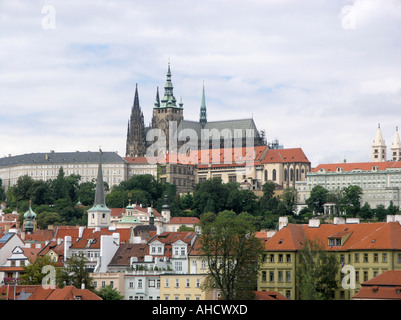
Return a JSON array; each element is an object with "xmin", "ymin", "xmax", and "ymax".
[{"xmin": 200, "ymin": 210, "xmax": 264, "ymax": 300}]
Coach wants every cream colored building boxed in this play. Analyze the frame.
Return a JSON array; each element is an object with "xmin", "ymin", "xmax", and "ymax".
[
  {"xmin": 0, "ymin": 151, "xmax": 127, "ymax": 189},
  {"xmin": 159, "ymin": 273, "xmax": 212, "ymax": 300},
  {"xmin": 91, "ymin": 272, "xmax": 125, "ymax": 296},
  {"xmin": 196, "ymin": 146, "xmax": 311, "ymax": 190}
]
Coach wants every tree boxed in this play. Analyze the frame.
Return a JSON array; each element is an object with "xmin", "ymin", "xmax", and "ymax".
[
  {"xmin": 193, "ymin": 178, "xmax": 230, "ymax": 215},
  {"xmin": 96, "ymin": 285, "xmax": 124, "ymax": 300},
  {"xmin": 57, "ymin": 253, "xmax": 93, "ymax": 289},
  {"xmin": 359, "ymin": 202, "xmax": 373, "ymax": 220},
  {"xmin": 306, "ymin": 185, "xmax": 329, "ymax": 214},
  {"xmin": 280, "ymin": 188, "xmax": 297, "ymax": 215},
  {"xmin": 297, "ymin": 239, "xmax": 338, "ymax": 300},
  {"xmin": 340, "ymin": 185, "xmax": 362, "ymax": 217},
  {"xmin": 19, "ymin": 255, "xmax": 58, "ymax": 285},
  {"xmin": 200, "ymin": 210, "xmax": 264, "ymax": 300}
]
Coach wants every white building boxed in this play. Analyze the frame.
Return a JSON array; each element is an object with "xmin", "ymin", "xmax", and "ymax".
[
  {"xmin": 0, "ymin": 150, "xmax": 127, "ymax": 189},
  {"xmin": 296, "ymin": 160, "xmax": 401, "ymax": 212}
]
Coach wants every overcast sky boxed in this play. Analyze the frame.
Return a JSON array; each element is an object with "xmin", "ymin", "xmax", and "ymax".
[{"xmin": 0, "ymin": 0, "xmax": 400, "ymax": 167}]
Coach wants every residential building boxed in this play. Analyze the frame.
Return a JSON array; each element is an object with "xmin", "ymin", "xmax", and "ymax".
[
  {"xmin": 258, "ymin": 217, "xmax": 401, "ymax": 300},
  {"xmin": 0, "ymin": 246, "xmax": 30, "ymax": 285},
  {"xmin": 159, "ymin": 273, "xmax": 212, "ymax": 300},
  {"xmin": 352, "ymin": 270, "xmax": 401, "ymax": 300}
]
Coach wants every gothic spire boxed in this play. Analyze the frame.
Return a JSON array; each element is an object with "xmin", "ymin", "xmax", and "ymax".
[
  {"xmin": 93, "ymin": 149, "xmax": 107, "ymax": 207},
  {"xmin": 161, "ymin": 62, "xmax": 177, "ymax": 108},
  {"xmin": 154, "ymin": 86, "xmax": 160, "ymax": 108},
  {"xmin": 133, "ymin": 83, "xmax": 140, "ymax": 110},
  {"xmin": 200, "ymin": 82, "xmax": 207, "ymax": 128}
]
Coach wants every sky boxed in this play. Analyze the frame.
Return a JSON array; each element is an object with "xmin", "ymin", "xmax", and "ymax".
[{"xmin": 0, "ymin": 0, "xmax": 400, "ymax": 167}]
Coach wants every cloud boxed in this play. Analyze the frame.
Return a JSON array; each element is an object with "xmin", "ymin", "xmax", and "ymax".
[{"xmin": 0, "ymin": 0, "xmax": 400, "ymax": 167}]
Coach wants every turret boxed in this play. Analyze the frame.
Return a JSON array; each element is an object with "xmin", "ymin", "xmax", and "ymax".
[
  {"xmin": 372, "ymin": 124, "xmax": 387, "ymax": 162},
  {"xmin": 391, "ymin": 126, "xmax": 401, "ymax": 161}
]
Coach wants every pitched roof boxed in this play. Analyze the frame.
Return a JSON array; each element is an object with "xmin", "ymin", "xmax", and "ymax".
[
  {"xmin": 254, "ymin": 291, "xmax": 289, "ymax": 300},
  {"xmin": 260, "ymin": 148, "xmax": 310, "ymax": 164},
  {"xmin": 168, "ymin": 217, "xmax": 199, "ymax": 225},
  {"xmin": 312, "ymin": 161, "xmax": 401, "ymax": 173},
  {"xmin": 28, "ymin": 285, "xmax": 102, "ymax": 300},
  {"xmin": 71, "ymin": 228, "xmax": 131, "ymax": 249},
  {"xmin": 353, "ymin": 271, "xmax": 401, "ymax": 300},
  {"xmin": 264, "ymin": 222, "xmax": 401, "ymax": 252},
  {"xmin": 108, "ymin": 243, "xmax": 149, "ymax": 266}
]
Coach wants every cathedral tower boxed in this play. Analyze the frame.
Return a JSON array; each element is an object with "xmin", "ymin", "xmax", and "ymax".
[
  {"xmin": 372, "ymin": 124, "xmax": 387, "ymax": 162},
  {"xmin": 151, "ymin": 63, "xmax": 184, "ymax": 153},
  {"xmin": 126, "ymin": 84, "xmax": 147, "ymax": 157}
]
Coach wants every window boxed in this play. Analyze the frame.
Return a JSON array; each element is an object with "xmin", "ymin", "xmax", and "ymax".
[
  {"xmin": 175, "ymin": 279, "xmax": 180, "ymax": 288},
  {"xmin": 355, "ymin": 253, "xmax": 359, "ymax": 263},
  {"xmin": 201, "ymin": 260, "xmax": 206, "ymax": 269},
  {"xmin": 383, "ymin": 253, "xmax": 388, "ymax": 263},
  {"xmin": 286, "ymin": 254, "xmax": 291, "ymax": 263},
  {"xmin": 269, "ymin": 271, "xmax": 274, "ymax": 282},
  {"xmin": 286, "ymin": 271, "xmax": 291, "ymax": 282},
  {"xmin": 129, "ymin": 281, "xmax": 134, "ymax": 288},
  {"xmin": 374, "ymin": 253, "xmax": 379, "ymax": 263},
  {"xmin": 165, "ymin": 278, "xmax": 169, "ymax": 288},
  {"xmin": 278, "ymin": 254, "xmax": 283, "ymax": 262},
  {"xmin": 196, "ymin": 279, "xmax": 200, "ymax": 288},
  {"xmin": 364, "ymin": 253, "xmax": 369, "ymax": 263},
  {"xmin": 138, "ymin": 279, "xmax": 143, "ymax": 289},
  {"xmin": 270, "ymin": 254, "xmax": 274, "ymax": 263},
  {"xmin": 186, "ymin": 279, "xmax": 190, "ymax": 288},
  {"xmin": 278, "ymin": 271, "xmax": 283, "ymax": 282},
  {"xmin": 262, "ymin": 271, "xmax": 267, "ymax": 282}
]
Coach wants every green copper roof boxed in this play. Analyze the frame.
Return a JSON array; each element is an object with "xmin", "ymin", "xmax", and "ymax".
[
  {"xmin": 118, "ymin": 215, "xmax": 142, "ymax": 224},
  {"xmin": 160, "ymin": 63, "xmax": 180, "ymax": 109}
]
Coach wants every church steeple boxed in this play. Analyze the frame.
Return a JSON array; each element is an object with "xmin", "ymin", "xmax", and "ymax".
[
  {"xmin": 200, "ymin": 82, "xmax": 207, "ymax": 128},
  {"xmin": 391, "ymin": 126, "xmax": 401, "ymax": 161},
  {"xmin": 87, "ymin": 149, "xmax": 111, "ymax": 228},
  {"xmin": 372, "ymin": 123, "xmax": 387, "ymax": 162},
  {"xmin": 160, "ymin": 62, "xmax": 178, "ymax": 108}
]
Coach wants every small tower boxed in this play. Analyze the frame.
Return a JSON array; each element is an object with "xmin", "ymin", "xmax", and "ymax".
[
  {"xmin": 199, "ymin": 83, "xmax": 207, "ymax": 129},
  {"xmin": 23, "ymin": 201, "xmax": 37, "ymax": 233},
  {"xmin": 87, "ymin": 149, "xmax": 111, "ymax": 228},
  {"xmin": 372, "ymin": 124, "xmax": 387, "ymax": 162},
  {"xmin": 161, "ymin": 194, "xmax": 171, "ymax": 223},
  {"xmin": 391, "ymin": 126, "xmax": 401, "ymax": 161}
]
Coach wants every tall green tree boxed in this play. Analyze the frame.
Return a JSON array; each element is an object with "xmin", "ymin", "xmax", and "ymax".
[
  {"xmin": 96, "ymin": 285, "xmax": 124, "ymax": 300},
  {"xmin": 19, "ymin": 255, "xmax": 58, "ymax": 285},
  {"xmin": 340, "ymin": 185, "xmax": 363, "ymax": 217},
  {"xmin": 297, "ymin": 239, "xmax": 338, "ymax": 300},
  {"xmin": 57, "ymin": 253, "xmax": 93, "ymax": 289},
  {"xmin": 200, "ymin": 211, "xmax": 264, "ymax": 300},
  {"xmin": 306, "ymin": 185, "xmax": 329, "ymax": 214}
]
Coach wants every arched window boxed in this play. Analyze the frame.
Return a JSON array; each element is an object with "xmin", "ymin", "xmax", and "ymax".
[
  {"xmin": 273, "ymin": 169, "xmax": 277, "ymax": 181},
  {"xmin": 264, "ymin": 170, "xmax": 268, "ymax": 181},
  {"xmin": 284, "ymin": 169, "xmax": 288, "ymax": 182}
]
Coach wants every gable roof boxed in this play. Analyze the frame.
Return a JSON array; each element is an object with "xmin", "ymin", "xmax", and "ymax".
[
  {"xmin": 27, "ymin": 285, "xmax": 102, "ymax": 300},
  {"xmin": 260, "ymin": 148, "xmax": 310, "ymax": 164},
  {"xmin": 108, "ymin": 243, "xmax": 149, "ymax": 266},
  {"xmin": 312, "ymin": 161, "xmax": 401, "ymax": 173},
  {"xmin": 264, "ymin": 222, "xmax": 401, "ymax": 252}
]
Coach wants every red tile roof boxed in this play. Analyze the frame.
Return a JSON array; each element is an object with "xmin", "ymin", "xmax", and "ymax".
[
  {"xmin": 312, "ymin": 161, "xmax": 401, "ymax": 173},
  {"xmin": 169, "ymin": 217, "xmax": 199, "ymax": 225},
  {"xmin": 353, "ymin": 271, "xmax": 401, "ymax": 300},
  {"xmin": 264, "ymin": 222, "xmax": 401, "ymax": 252},
  {"xmin": 254, "ymin": 291, "xmax": 289, "ymax": 300},
  {"xmin": 28, "ymin": 285, "xmax": 102, "ymax": 300},
  {"xmin": 260, "ymin": 148, "xmax": 310, "ymax": 164}
]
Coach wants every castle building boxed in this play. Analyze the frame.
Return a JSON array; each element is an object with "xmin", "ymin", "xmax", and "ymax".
[
  {"xmin": 371, "ymin": 124, "xmax": 401, "ymax": 162},
  {"xmin": 125, "ymin": 63, "xmax": 264, "ymax": 158}
]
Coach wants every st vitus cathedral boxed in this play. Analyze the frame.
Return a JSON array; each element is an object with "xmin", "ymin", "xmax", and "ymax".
[{"xmin": 126, "ymin": 63, "xmax": 264, "ymax": 158}]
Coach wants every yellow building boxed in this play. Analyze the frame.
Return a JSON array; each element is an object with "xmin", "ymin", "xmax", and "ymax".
[
  {"xmin": 159, "ymin": 273, "xmax": 213, "ymax": 300},
  {"xmin": 258, "ymin": 218, "xmax": 401, "ymax": 300}
]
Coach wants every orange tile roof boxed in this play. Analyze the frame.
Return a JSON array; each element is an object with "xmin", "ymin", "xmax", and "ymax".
[
  {"xmin": 264, "ymin": 222, "xmax": 401, "ymax": 252},
  {"xmin": 254, "ymin": 291, "xmax": 289, "ymax": 300},
  {"xmin": 169, "ymin": 217, "xmax": 199, "ymax": 224},
  {"xmin": 71, "ymin": 228, "xmax": 131, "ymax": 249},
  {"xmin": 28, "ymin": 285, "xmax": 102, "ymax": 300},
  {"xmin": 353, "ymin": 271, "xmax": 401, "ymax": 300},
  {"xmin": 312, "ymin": 160, "xmax": 401, "ymax": 173},
  {"xmin": 260, "ymin": 148, "xmax": 310, "ymax": 164}
]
